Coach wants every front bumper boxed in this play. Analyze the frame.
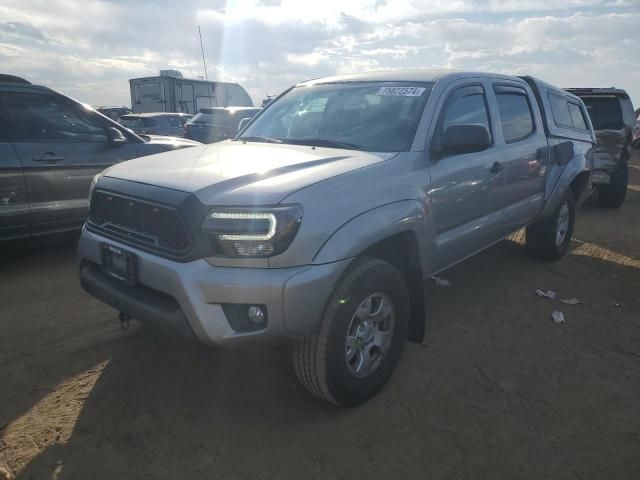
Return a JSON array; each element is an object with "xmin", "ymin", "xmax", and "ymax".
[{"xmin": 77, "ymin": 228, "xmax": 350, "ymax": 347}]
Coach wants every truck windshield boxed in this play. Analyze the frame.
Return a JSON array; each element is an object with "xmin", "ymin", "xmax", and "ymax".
[
  {"xmin": 581, "ymin": 97, "xmax": 623, "ymax": 130},
  {"xmin": 239, "ymin": 82, "xmax": 433, "ymax": 152}
]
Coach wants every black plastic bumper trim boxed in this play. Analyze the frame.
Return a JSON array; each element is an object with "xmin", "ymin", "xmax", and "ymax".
[{"xmin": 80, "ymin": 262, "xmax": 198, "ymax": 343}]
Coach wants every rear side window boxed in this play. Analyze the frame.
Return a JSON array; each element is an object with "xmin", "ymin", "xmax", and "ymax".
[
  {"xmin": 6, "ymin": 93, "xmax": 107, "ymax": 142},
  {"xmin": 119, "ymin": 116, "xmax": 143, "ymax": 129},
  {"xmin": 568, "ymin": 103, "xmax": 588, "ymax": 130},
  {"xmin": 192, "ymin": 111, "xmax": 231, "ymax": 125},
  {"xmin": 142, "ymin": 118, "xmax": 158, "ymax": 127},
  {"xmin": 165, "ymin": 116, "xmax": 191, "ymax": 127},
  {"xmin": 548, "ymin": 94, "xmax": 573, "ymax": 128},
  {"xmin": 494, "ymin": 90, "xmax": 534, "ymax": 142},
  {"xmin": 581, "ymin": 97, "xmax": 623, "ymax": 130}
]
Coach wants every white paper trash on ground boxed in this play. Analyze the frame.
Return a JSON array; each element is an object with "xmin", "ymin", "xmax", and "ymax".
[
  {"xmin": 560, "ymin": 298, "xmax": 582, "ymax": 305},
  {"xmin": 536, "ymin": 289, "xmax": 557, "ymax": 299},
  {"xmin": 551, "ymin": 311, "xmax": 565, "ymax": 324}
]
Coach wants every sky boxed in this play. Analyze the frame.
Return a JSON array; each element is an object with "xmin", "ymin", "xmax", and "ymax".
[{"xmin": 1, "ymin": 0, "xmax": 638, "ymax": 108}]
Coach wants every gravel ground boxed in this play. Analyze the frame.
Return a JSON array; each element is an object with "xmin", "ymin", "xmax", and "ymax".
[{"xmin": 1, "ymin": 156, "xmax": 639, "ymax": 480}]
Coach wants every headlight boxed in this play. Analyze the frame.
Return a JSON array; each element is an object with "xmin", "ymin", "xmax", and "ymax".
[
  {"xmin": 202, "ymin": 205, "xmax": 303, "ymax": 258},
  {"xmin": 89, "ymin": 173, "xmax": 102, "ymax": 204}
]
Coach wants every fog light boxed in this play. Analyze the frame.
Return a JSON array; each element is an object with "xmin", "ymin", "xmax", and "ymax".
[
  {"xmin": 222, "ymin": 304, "xmax": 268, "ymax": 332},
  {"xmin": 248, "ymin": 306, "xmax": 265, "ymax": 324}
]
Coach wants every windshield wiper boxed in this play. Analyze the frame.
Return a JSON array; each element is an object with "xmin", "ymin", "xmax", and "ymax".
[
  {"xmin": 284, "ymin": 138, "xmax": 361, "ymax": 150},
  {"xmin": 237, "ymin": 135, "xmax": 283, "ymax": 144}
]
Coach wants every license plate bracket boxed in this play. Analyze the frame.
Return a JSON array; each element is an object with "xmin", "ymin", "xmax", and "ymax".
[{"xmin": 101, "ymin": 243, "xmax": 137, "ymax": 285}]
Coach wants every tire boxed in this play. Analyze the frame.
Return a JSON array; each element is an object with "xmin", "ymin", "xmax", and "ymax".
[
  {"xmin": 526, "ymin": 189, "xmax": 575, "ymax": 261},
  {"xmin": 293, "ymin": 257, "xmax": 409, "ymax": 407},
  {"xmin": 596, "ymin": 162, "xmax": 628, "ymax": 208}
]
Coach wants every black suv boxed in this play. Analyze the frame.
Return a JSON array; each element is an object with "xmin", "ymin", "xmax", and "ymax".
[
  {"xmin": 566, "ymin": 87, "xmax": 636, "ymax": 208},
  {"xmin": 184, "ymin": 107, "xmax": 260, "ymax": 143},
  {"xmin": 0, "ymin": 74, "xmax": 200, "ymax": 242}
]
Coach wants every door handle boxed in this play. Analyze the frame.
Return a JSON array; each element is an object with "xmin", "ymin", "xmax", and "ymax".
[
  {"xmin": 33, "ymin": 152, "xmax": 65, "ymax": 162},
  {"xmin": 489, "ymin": 161, "xmax": 505, "ymax": 174}
]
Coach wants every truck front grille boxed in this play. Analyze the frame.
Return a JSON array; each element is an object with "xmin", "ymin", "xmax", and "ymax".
[{"xmin": 87, "ymin": 190, "xmax": 192, "ymax": 255}]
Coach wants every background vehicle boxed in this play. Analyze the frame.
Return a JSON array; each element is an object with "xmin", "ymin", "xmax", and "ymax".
[
  {"xmin": 78, "ymin": 70, "xmax": 594, "ymax": 407},
  {"xmin": 633, "ymin": 108, "xmax": 640, "ymax": 148},
  {"xmin": 261, "ymin": 95, "xmax": 276, "ymax": 107},
  {"xmin": 566, "ymin": 88, "xmax": 635, "ymax": 208},
  {"xmin": 184, "ymin": 107, "xmax": 260, "ymax": 143},
  {"xmin": 0, "ymin": 75, "xmax": 200, "ymax": 242},
  {"xmin": 130, "ymin": 70, "xmax": 253, "ymax": 114},
  {"xmin": 119, "ymin": 113, "xmax": 192, "ymax": 137},
  {"xmin": 95, "ymin": 106, "xmax": 132, "ymax": 121}
]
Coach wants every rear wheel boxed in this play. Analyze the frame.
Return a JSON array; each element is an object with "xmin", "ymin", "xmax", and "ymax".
[
  {"xmin": 526, "ymin": 189, "xmax": 575, "ymax": 261},
  {"xmin": 293, "ymin": 258, "xmax": 409, "ymax": 406},
  {"xmin": 597, "ymin": 162, "xmax": 628, "ymax": 208}
]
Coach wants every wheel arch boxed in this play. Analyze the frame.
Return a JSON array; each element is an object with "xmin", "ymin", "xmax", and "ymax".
[{"xmin": 311, "ymin": 200, "xmax": 432, "ymax": 343}]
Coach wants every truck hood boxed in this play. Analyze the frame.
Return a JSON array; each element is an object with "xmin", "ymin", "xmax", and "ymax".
[
  {"xmin": 139, "ymin": 134, "xmax": 202, "ymax": 148},
  {"xmin": 105, "ymin": 140, "xmax": 396, "ymax": 205}
]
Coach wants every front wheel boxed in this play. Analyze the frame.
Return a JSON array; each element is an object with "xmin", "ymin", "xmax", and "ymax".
[
  {"xmin": 293, "ymin": 258, "xmax": 409, "ymax": 406},
  {"xmin": 526, "ymin": 190, "xmax": 575, "ymax": 261}
]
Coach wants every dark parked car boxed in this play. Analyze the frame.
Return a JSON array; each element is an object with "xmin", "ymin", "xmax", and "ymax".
[
  {"xmin": 0, "ymin": 74, "xmax": 200, "ymax": 242},
  {"xmin": 95, "ymin": 106, "xmax": 132, "ymax": 121},
  {"xmin": 566, "ymin": 88, "xmax": 636, "ymax": 208},
  {"xmin": 184, "ymin": 107, "xmax": 260, "ymax": 143},
  {"xmin": 633, "ymin": 108, "xmax": 640, "ymax": 148},
  {"xmin": 119, "ymin": 113, "xmax": 193, "ymax": 137}
]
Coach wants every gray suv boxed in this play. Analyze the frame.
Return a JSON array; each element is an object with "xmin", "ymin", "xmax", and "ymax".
[
  {"xmin": 0, "ymin": 75, "xmax": 200, "ymax": 242},
  {"xmin": 78, "ymin": 70, "xmax": 594, "ymax": 406}
]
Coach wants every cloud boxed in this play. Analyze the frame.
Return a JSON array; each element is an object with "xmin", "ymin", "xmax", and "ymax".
[{"xmin": 0, "ymin": 0, "xmax": 638, "ymax": 107}]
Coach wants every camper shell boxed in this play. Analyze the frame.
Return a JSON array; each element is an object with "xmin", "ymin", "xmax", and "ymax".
[{"xmin": 129, "ymin": 73, "xmax": 253, "ymax": 114}]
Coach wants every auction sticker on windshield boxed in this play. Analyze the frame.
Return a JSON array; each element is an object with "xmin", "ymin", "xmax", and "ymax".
[{"xmin": 376, "ymin": 86, "xmax": 426, "ymax": 96}]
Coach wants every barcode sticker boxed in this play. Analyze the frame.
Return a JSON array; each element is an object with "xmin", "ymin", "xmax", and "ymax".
[{"xmin": 376, "ymin": 86, "xmax": 426, "ymax": 97}]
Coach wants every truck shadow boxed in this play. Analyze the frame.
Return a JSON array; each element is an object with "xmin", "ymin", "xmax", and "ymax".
[{"xmin": 9, "ymin": 235, "xmax": 640, "ymax": 479}]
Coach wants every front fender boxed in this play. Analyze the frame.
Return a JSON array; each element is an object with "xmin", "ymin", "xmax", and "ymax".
[
  {"xmin": 312, "ymin": 200, "xmax": 431, "ymax": 270},
  {"xmin": 540, "ymin": 153, "xmax": 590, "ymax": 219}
]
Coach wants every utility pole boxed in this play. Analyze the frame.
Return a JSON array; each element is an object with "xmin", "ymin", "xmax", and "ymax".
[{"xmin": 198, "ymin": 25, "xmax": 208, "ymax": 80}]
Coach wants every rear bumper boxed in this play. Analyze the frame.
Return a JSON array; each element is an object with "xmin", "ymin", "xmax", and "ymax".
[{"xmin": 77, "ymin": 227, "xmax": 349, "ymax": 347}]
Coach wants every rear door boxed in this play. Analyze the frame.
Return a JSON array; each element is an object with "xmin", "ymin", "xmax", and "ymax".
[
  {"xmin": 0, "ymin": 98, "xmax": 30, "ymax": 240},
  {"xmin": 490, "ymin": 82, "xmax": 548, "ymax": 227},
  {"xmin": 427, "ymin": 82, "xmax": 507, "ymax": 270},
  {"xmin": 133, "ymin": 80, "xmax": 167, "ymax": 113},
  {"xmin": 4, "ymin": 91, "xmax": 138, "ymax": 235}
]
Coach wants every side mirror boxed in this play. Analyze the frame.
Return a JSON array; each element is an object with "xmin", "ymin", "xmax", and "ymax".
[
  {"xmin": 107, "ymin": 127, "xmax": 127, "ymax": 146},
  {"xmin": 441, "ymin": 124, "xmax": 491, "ymax": 156},
  {"xmin": 237, "ymin": 117, "xmax": 252, "ymax": 134}
]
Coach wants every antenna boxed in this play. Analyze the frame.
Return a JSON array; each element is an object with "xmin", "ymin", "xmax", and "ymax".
[{"xmin": 198, "ymin": 25, "xmax": 208, "ymax": 80}]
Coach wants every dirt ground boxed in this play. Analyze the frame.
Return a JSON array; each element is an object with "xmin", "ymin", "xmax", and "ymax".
[{"xmin": 1, "ymin": 157, "xmax": 639, "ymax": 480}]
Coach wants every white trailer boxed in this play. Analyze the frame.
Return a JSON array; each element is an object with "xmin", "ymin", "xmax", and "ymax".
[{"xmin": 129, "ymin": 71, "xmax": 253, "ymax": 114}]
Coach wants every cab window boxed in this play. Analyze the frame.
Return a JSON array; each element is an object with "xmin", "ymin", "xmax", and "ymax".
[
  {"xmin": 431, "ymin": 85, "xmax": 492, "ymax": 157},
  {"xmin": 494, "ymin": 89, "xmax": 534, "ymax": 143}
]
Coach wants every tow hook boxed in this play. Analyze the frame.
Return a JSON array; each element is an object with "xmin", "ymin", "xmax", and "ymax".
[{"xmin": 118, "ymin": 312, "xmax": 131, "ymax": 331}]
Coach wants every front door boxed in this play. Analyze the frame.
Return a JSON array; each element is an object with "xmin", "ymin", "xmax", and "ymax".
[
  {"xmin": 3, "ymin": 92, "xmax": 138, "ymax": 236},
  {"xmin": 426, "ymin": 83, "xmax": 507, "ymax": 272},
  {"xmin": 0, "ymin": 103, "xmax": 30, "ymax": 240}
]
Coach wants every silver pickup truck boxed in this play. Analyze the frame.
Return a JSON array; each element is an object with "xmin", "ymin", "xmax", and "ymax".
[{"xmin": 78, "ymin": 70, "xmax": 595, "ymax": 406}]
